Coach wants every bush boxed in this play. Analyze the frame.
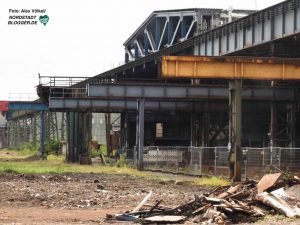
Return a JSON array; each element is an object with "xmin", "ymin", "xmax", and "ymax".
[
  {"xmin": 20, "ymin": 142, "xmax": 37, "ymax": 151},
  {"xmin": 116, "ymin": 153, "xmax": 128, "ymax": 167},
  {"xmin": 18, "ymin": 142, "xmax": 38, "ymax": 156},
  {"xmin": 45, "ymin": 140, "xmax": 61, "ymax": 155},
  {"xmin": 91, "ymin": 144, "xmax": 106, "ymax": 158}
]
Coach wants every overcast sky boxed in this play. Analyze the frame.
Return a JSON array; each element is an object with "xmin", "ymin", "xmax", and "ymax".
[{"xmin": 0, "ymin": 0, "xmax": 284, "ymax": 100}]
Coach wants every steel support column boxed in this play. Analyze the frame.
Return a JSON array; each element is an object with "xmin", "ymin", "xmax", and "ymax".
[
  {"xmin": 270, "ymin": 102, "xmax": 277, "ymax": 147},
  {"xmin": 66, "ymin": 112, "xmax": 91, "ymax": 163},
  {"xmin": 120, "ymin": 112, "xmax": 126, "ymax": 150},
  {"xmin": 181, "ymin": 17, "xmax": 187, "ymax": 39},
  {"xmin": 105, "ymin": 113, "xmax": 112, "ymax": 156},
  {"xmin": 136, "ymin": 99, "xmax": 145, "ymax": 170},
  {"xmin": 134, "ymin": 43, "xmax": 139, "ymax": 59},
  {"xmin": 288, "ymin": 103, "xmax": 296, "ymax": 148},
  {"xmin": 144, "ymin": 31, "xmax": 149, "ymax": 55},
  {"xmin": 125, "ymin": 52, "xmax": 129, "ymax": 64},
  {"xmin": 67, "ymin": 112, "xmax": 75, "ymax": 162},
  {"xmin": 190, "ymin": 112, "xmax": 196, "ymax": 146},
  {"xmin": 40, "ymin": 111, "xmax": 45, "ymax": 159},
  {"xmin": 155, "ymin": 17, "xmax": 162, "ymax": 48},
  {"xmin": 229, "ymin": 79, "xmax": 242, "ymax": 182},
  {"xmin": 167, "ymin": 17, "xmax": 173, "ymax": 45},
  {"xmin": 33, "ymin": 113, "xmax": 37, "ymax": 147}
]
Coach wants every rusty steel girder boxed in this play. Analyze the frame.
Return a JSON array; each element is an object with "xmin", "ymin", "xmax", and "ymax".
[{"xmin": 160, "ymin": 56, "xmax": 300, "ymax": 80}]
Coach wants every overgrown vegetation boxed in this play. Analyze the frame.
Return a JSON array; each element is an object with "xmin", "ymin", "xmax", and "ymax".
[
  {"xmin": 116, "ymin": 153, "xmax": 128, "ymax": 167},
  {"xmin": 18, "ymin": 142, "xmax": 38, "ymax": 156},
  {"xmin": 193, "ymin": 176, "xmax": 230, "ymax": 187},
  {"xmin": 91, "ymin": 144, "xmax": 106, "ymax": 158},
  {"xmin": 45, "ymin": 140, "xmax": 61, "ymax": 154}
]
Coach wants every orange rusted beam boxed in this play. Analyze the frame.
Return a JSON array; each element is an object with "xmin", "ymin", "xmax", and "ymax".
[{"xmin": 160, "ymin": 56, "xmax": 300, "ymax": 80}]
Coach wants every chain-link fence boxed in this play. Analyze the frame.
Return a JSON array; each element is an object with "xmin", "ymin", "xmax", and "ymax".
[{"xmin": 137, "ymin": 146, "xmax": 300, "ymax": 179}]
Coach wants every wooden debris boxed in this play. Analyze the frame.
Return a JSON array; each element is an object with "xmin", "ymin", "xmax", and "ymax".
[
  {"xmin": 111, "ymin": 173, "xmax": 300, "ymax": 224},
  {"xmin": 218, "ymin": 184, "xmax": 243, "ymax": 199},
  {"xmin": 132, "ymin": 190, "xmax": 152, "ymax": 213}
]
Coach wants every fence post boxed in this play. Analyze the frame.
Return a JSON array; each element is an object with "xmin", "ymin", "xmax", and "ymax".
[
  {"xmin": 278, "ymin": 147, "xmax": 281, "ymax": 169},
  {"xmin": 156, "ymin": 147, "xmax": 159, "ymax": 169},
  {"xmin": 166, "ymin": 147, "xmax": 169, "ymax": 172},
  {"xmin": 190, "ymin": 146, "xmax": 193, "ymax": 175},
  {"xmin": 270, "ymin": 141, "xmax": 273, "ymax": 165},
  {"xmin": 262, "ymin": 148, "xmax": 265, "ymax": 167},
  {"xmin": 176, "ymin": 148, "xmax": 179, "ymax": 173},
  {"xmin": 200, "ymin": 147, "xmax": 202, "ymax": 175},
  {"xmin": 244, "ymin": 147, "xmax": 248, "ymax": 180},
  {"xmin": 214, "ymin": 147, "xmax": 217, "ymax": 175}
]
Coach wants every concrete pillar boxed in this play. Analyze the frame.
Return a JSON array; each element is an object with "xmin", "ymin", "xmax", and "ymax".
[{"xmin": 228, "ymin": 79, "xmax": 242, "ymax": 182}]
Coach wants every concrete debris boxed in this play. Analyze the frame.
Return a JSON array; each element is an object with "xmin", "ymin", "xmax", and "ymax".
[{"xmin": 107, "ymin": 173, "xmax": 300, "ymax": 224}]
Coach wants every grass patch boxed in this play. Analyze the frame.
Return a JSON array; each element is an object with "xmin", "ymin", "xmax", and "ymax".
[
  {"xmin": 193, "ymin": 176, "xmax": 231, "ymax": 186},
  {"xmin": 0, "ymin": 149, "xmax": 230, "ymax": 187}
]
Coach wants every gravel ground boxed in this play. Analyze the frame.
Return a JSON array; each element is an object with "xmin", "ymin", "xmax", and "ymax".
[{"xmin": 0, "ymin": 172, "xmax": 299, "ymax": 225}]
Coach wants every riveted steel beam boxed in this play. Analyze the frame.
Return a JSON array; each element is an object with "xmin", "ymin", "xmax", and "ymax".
[{"xmin": 161, "ymin": 56, "xmax": 300, "ymax": 80}]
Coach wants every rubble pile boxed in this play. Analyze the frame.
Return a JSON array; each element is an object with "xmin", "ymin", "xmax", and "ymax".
[{"xmin": 108, "ymin": 173, "xmax": 300, "ymax": 224}]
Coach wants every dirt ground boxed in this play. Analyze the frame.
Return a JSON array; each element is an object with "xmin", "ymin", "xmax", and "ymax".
[{"xmin": 0, "ymin": 172, "xmax": 299, "ymax": 225}]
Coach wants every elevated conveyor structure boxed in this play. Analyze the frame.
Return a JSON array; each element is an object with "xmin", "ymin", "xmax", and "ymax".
[
  {"xmin": 160, "ymin": 55, "xmax": 300, "ymax": 181},
  {"xmin": 36, "ymin": 0, "xmax": 300, "ymax": 174}
]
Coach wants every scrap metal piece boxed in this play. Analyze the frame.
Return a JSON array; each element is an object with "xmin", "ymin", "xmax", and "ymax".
[
  {"xmin": 257, "ymin": 173, "xmax": 282, "ymax": 194},
  {"xmin": 256, "ymin": 187, "xmax": 300, "ymax": 218},
  {"xmin": 115, "ymin": 214, "xmax": 138, "ymax": 221}
]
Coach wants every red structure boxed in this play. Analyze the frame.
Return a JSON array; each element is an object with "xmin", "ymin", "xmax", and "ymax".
[{"xmin": 0, "ymin": 101, "xmax": 8, "ymax": 112}]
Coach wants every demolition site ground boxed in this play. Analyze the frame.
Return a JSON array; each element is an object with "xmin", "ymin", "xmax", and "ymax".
[{"xmin": 0, "ymin": 150, "xmax": 299, "ymax": 225}]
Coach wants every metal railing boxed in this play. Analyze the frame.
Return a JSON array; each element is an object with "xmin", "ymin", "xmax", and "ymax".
[
  {"xmin": 49, "ymin": 87, "xmax": 87, "ymax": 98},
  {"xmin": 39, "ymin": 75, "xmax": 90, "ymax": 87},
  {"xmin": 8, "ymin": 93, "xmax": 38, "ymax": 101},
  {"xmin": 137, "ymin": 146, "xmax": 300, "ymax": 179}
]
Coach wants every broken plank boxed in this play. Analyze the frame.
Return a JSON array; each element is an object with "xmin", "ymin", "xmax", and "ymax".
[{"xmin": 132, "ymin": 190, "xmax": 152, "ymax": 213}]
